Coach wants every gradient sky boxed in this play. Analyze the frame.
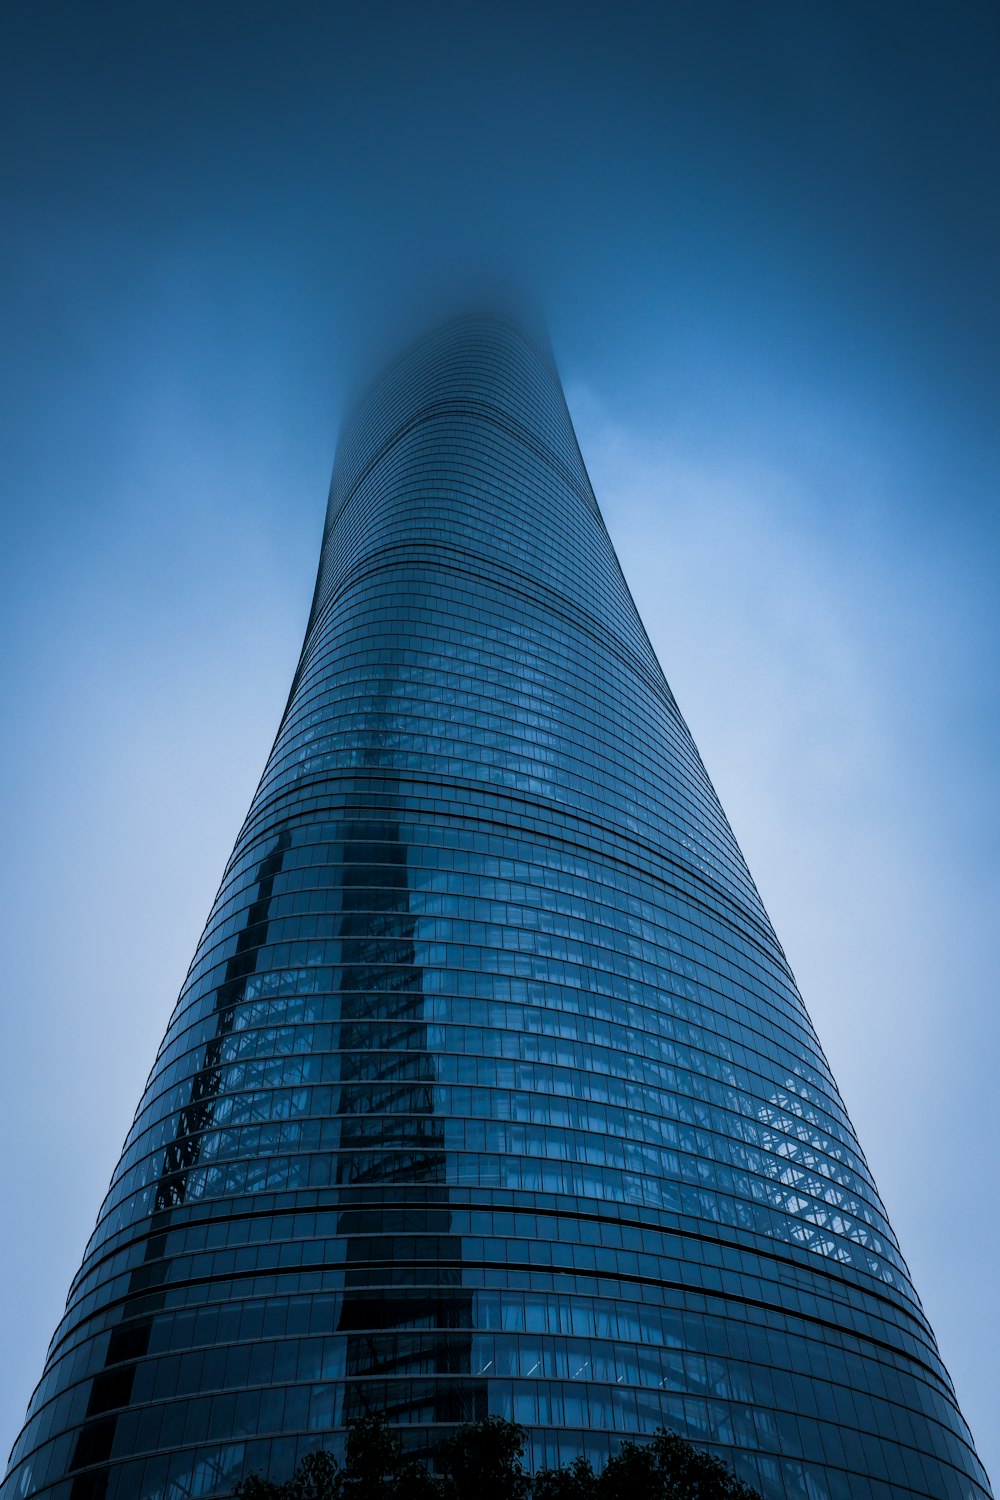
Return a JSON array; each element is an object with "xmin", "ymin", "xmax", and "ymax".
[{"xmin": 1, "ymin": 0, "xmax": 998, "ymax": 1482}]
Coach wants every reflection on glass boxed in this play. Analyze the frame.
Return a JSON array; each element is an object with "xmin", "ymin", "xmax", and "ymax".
[{"xmin": 2, "ymin": 315, "xmax": 991, "ymax": 1500}]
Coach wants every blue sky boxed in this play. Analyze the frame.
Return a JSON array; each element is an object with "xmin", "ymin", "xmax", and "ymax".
[{"xmin": 1, "ymin": 0, "xmax": 998, "ymax": 1480}]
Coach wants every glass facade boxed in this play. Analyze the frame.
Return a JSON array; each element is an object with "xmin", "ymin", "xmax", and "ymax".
[{"xmin": 3, "ymin": 312, "xmax": 991, "ymax": 1500}]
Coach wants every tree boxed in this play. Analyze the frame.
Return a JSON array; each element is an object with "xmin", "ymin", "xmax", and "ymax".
[
  {"xmin": 234, "ymin": 1414, "xmax": 434, "ymax": 1500},
  {"xmin": 594, "ymin": 1437, "xmax": 660, "ymax": 1500},
  {"xmin": 233, "ymin": 1416, "xmax": 762, "ymax": 1500},
  {"xmin": 598, "ymin": 1430, "xmax": 760, "ymax": 1500},
  {"xmin": 341, "ymin": 1411, "xmax": 404, "ymax": 1500},
  {"xmin": 532, "ymin": 1456, "xmax": 597, "ymax": 1500},
  {"xmin": 438, "ymin": 1415, "xmax": 529, "ymax": 1500},
  {"xmin": 235, "ymin": 1446, "xmax": 341, "ymax": 1500},
  {"xmin": 393, "ymin": 1458, "xmax": 446, "ymax": 1500}
]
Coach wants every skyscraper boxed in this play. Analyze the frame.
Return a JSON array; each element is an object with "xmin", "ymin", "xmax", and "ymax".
[{"xmin": 3, "ymin": 312, "xmax": 991, "ymax": 1500}]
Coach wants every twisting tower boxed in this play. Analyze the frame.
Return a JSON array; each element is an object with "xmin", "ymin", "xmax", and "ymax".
[{"xmin": 3, "ymin": 313, "xmax": 991, "ymax": 1500}]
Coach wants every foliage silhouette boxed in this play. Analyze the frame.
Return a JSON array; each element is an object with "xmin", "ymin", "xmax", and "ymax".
[
  {"xmin": 235, "ymin": 1446, "xmax": 341, "ymax": 1499},
  {"xmin": 342, "ymin": 1411, "xmax": 404, "ymax": 1499},
  {"xmin": 439, "ymin": 1414, "xmax": 530, "ymax": 1500},
  {"xmin": 233, "ymin": 1413, "xmax": 763, "ymax": 1500},
  {"xmin": 531, "ymin": 1455, "xmax": 597, "ymax": 1500}
]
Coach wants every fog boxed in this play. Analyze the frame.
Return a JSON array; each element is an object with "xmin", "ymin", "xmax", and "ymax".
[{"xmin": 1, "ymin": 1, "xmax": 997, "ymax": 1479}]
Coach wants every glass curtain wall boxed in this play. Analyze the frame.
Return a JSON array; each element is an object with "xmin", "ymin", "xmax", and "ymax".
[{"xmin": 2, "ymin": 313, "xmax": 991, "ymax": 1500}]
